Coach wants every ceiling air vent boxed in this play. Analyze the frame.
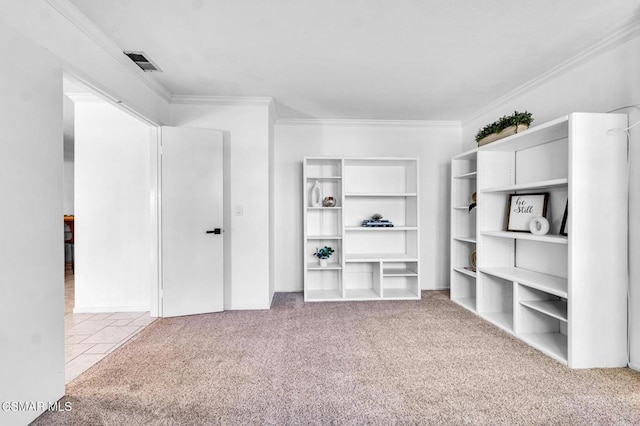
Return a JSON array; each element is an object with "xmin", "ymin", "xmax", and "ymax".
[{"xmin": 123, "ymin": 51, "xmax": 162, "ymax": 72}]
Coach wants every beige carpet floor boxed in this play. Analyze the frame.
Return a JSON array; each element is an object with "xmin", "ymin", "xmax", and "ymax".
[{"xmin": 33, "ymin": 291, "xmax": 640, "ymax": 425}]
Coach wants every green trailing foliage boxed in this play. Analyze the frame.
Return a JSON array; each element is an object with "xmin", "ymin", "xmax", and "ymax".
[
  {"xmin": 475, "ymin": 111, "xmax": 533, "ymax": 143},
  {"xmin": 314, "ymin": 246, "xmax": 335, "ymax": 259}
]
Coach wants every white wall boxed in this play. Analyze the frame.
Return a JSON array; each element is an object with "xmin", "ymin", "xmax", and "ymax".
[
  {"xmin": 74, "ymin": 98, "xmax": 153, "ymax": 312},
  {"xmin": 63, "ymin": 95, "xmax": 75, "ymax": 214},
  {"xmin": 0, "ymin": 22, "xmax": 64, "ymax": 426},
  {"xmin": 170, "ymin": 101, "xmax": 272, "ymax": 310},
  {"xmin": 274, "ymin": 120, "xmax": 461, "ymax": 292},
  {"xmin": 269, "ymin": 108, "xmax": 277, "ymax": 303},
  {"xmin": 461, "ymin": 34, "xmax": 640, "ymax": 368}
]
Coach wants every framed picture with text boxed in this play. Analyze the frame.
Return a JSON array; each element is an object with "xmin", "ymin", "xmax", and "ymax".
[
  {"xmin": 560, "ymin": 201, "xmax": 568, "ymax": 236},
  {"xmin": 504, "ymin": 193, "xmax": 549, "ymax": 232}
]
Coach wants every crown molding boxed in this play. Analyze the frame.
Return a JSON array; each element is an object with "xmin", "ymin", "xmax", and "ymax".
[
  {"xmin": 463, "ymin": 20, "xmax": 640, "ymax": 125},
  {"xmin": 170, "ymin": 95, "xmax": 275, "ymax": 107},
  {"xmin": 276, "ymin": 118, "xmax": 461, "ymax": 128},
  {"xmin": 64, "ymin": 92, "xmax": 102, "ymax": 103},
  {"xmin": 46, "ymin": 0, "xmax": 172, "ymax": 102}
]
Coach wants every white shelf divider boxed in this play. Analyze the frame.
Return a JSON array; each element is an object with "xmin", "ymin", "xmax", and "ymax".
[
  {"xmin": 307, "ymin": 263, "xmax": 343, "ymax": 271},
  {"xmin": 453, "ymin": 267, "xmax": 476, "ymax": 278},
  {"xmin": 520, "ymin": 300, "xmax": 568, "ymax": 322},
  {"xmin": 482, "ymin": 178, "xmax": 568, "ymax": 193},
  {"xmin": 345, "ymin": 226, "xmax": 418, "ymax": 231},
  {"xmin": 345, "ymin": 193, "xmax": 417, "ymax": 197},
  {"xmin": 453, "ymin": 236, "xmax": 476, "ymax": 243},
  {"xmin": 345, "ymin": 253, "xmax": 419, "ymax": 262},
  {"xmin": 306, "ymin": 176, "xmax": 342, "ymax": 180},
  {"xmin": 481, "ymin": 266, "xmax": 567, "ymax": 298},
  {"xmin": 383, "ymin": 268, "xmax": 418, "ymax": 277},
  {"xmin": 454, "ymin": 171, "xmax": 477, "ymax": 179},
  {"xmin": 481, "ymin": 231, "xmax": 567, "ymax": 245}
]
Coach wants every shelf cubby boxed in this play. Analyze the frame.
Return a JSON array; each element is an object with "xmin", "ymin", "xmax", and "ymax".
[
  {"xmin": 381, "ymin": 261, "xmax": 419, "ymax": 298},
  {"xmin": 478, "ymin": 274, "xmax": 513, "ymax": 332},
  {"xmin": 306, "ymin": 207, "xmax": 341, "ymax": 237},
  {"xmin": 305, "ymin": 157, "xmax": 342, "ymax": 178},
  {"xmin": 344, "ymin": 262, "xmax": 382, "ymax": 300},
  {"xmin": 451, "ymin": 269, "xmax": 476, "ymax": 313},
  {"xmin": 305, "ymin": 269, "xmax": 343, "ymax": 302}
]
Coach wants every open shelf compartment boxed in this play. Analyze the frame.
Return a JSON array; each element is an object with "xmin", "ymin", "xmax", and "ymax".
[
  {"xmin": 382, "ymin": 261, "xmax": 419, "ymax": 299},
  {"xmin": 344, "ymin": 158, "xmax": 418, "ymax": 196},
  {"xmin": 305, "ymin": 157, "xmax": 342, "ymax": 178},
  {"xmin": 478, "ymin": 273, "xmax": 513, "ymax": 332},
  {"xmin": 305, "ymin": 269, "xmax": 343, "ymax": 302},
  {"xmin": 343, "ymin": 262, "xmax": 382, "ymax": 300}
]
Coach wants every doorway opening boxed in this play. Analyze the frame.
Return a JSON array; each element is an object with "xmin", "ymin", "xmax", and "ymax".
[{"xmin": 61, "ymin": 77, "xmax": 158, "ymax": 383}]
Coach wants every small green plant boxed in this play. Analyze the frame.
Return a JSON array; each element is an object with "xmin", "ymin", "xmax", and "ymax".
[
  {"xmin": 475, "ymin": 111, "xmax": 533, "ymax": 143},
  {"xmin": 314, "ymin": 246, "xmax": 335, "ymax": 259}
]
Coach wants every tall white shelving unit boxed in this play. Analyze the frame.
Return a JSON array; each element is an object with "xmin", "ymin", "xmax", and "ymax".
[
  {"xmin": 303, "ymin": 157, "xmax": 420, "ymax": 302},
  {"xmin": 450, "ymin": 112, "xmax": 628, "ymax": 368},
  {"xmin": 450, "ymin": 149, "xmax": 478, "ymax": 312}
]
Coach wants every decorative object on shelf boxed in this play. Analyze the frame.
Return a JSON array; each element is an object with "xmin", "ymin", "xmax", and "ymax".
[
  {"xmin": 505, "ymin": 193, "xmax": 548, "ymax": 232},
  {"xmin": 310, "ymin": 180, "xmax": 321, "ymax": 207},
  {"xmin": 560, "ymin": 201, "xmax": 568, "ymax": 236},
  {"xmin": 361, "ymin": 213, "xmax": 394, "ymax": 227},
  {"xmin": 314, "ymin": 246, "xmax": 335, "ymax": 267},
  {"xmin": 322, "ymin": 196, "xmax": 336, "ymax": 207},
  {"xmin": 529, "ymin": 215, "xmax": 550, "ymax": 235},
  {"xmin": 475, "ymin": 111, "xmax": 533, "ymax": 147},
  {"xmin": 468, "ymin": 192, "xmax": 477, "ymax": 212},
  {"xmin": 469, "ymin": 250, "xmax": 477, "ymax": 272}
]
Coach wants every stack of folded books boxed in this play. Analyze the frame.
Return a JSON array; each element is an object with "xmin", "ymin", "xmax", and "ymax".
[{"xmin": 361, "ymin": 219, "xmax": 394, "ymax": 227}]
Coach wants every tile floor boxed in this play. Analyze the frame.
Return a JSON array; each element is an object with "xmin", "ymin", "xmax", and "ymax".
[{"xmin": 64, "ymin": 268, "xmax": 155, "ymax": 383}]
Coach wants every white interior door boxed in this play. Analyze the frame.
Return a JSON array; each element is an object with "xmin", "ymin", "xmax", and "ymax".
[{"xmin": 161, "ymin": 126, "xmax": 224, "ymax": 317}]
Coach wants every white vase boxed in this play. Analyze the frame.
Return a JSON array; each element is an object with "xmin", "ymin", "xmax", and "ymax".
[
  {"xmin": 310, "ymin": 180, "xmax": 321, "ymax": 207},
  {"xmin": 319, "ymin": 258, "xmax": 328, "ymax": 267},
  {"xmin": 529, "ymin": 216, "xmax": 550, "ymax": 235}
]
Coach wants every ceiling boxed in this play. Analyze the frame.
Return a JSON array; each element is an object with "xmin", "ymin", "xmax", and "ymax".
[{"xmin": 68, "ymin": 0, "xmax": 640, "ymax": 120}]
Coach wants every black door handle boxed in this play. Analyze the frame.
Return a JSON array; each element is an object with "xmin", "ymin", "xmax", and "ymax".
[{"xmin": 206, "ymin": 228, "xmax": 222, "ymax": 234}]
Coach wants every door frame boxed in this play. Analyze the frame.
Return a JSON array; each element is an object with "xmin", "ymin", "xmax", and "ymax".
[{"xmin": 64, "ymin": 71, "xmax": 164, "ymax": 317}]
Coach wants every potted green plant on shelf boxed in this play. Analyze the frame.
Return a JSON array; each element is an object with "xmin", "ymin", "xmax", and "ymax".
[
  {"xmin": 476, "ymin": 111, "xmax": 533, "ymax": 146},
  {"xmin": 314, "ymin": 246, "xmax": 335, "ymax": 267}
]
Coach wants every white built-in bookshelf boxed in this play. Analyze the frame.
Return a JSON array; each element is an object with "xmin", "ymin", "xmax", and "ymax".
[
  {"xmin": 450, "ymin": 112, "xmax": 628, "ymax": 368},
  {"xmin": 303, "ymin": 157, "xmax": 420, "ymax": 302}
]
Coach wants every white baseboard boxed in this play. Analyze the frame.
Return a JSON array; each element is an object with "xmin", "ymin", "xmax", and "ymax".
[
  {"xmin": 73, "ymin": 305, "xmax": 150, "ymax": 313},
  {"xmin": 226, "ymin": 303, "xmax": 271, "ymax": 311},
  {"xmin": 628, "ymin": 362, "xmax": 640, "ymax": 372}
]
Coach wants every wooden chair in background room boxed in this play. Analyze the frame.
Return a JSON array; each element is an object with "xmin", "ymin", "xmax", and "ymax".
[{"xmin": 64, "ymin": 216, "xmax": 74, "ymax": 273}]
